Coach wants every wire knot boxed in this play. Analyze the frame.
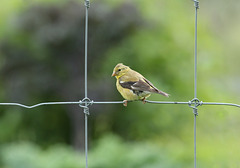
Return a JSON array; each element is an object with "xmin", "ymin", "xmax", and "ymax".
[
  {"xmin": 193, "ymin": 0, "xmax": 199, "ymax": 9},
  {"xmin": 85, "ymin": 0, "xmax": 90, "ymax": 9},
  {"xmin": 79, "ymin": 97, "xmax": 93, "ymax": 115},
  {"xmin": 188, "ymin": 98, "xmax": 202, "ymax": 115}
]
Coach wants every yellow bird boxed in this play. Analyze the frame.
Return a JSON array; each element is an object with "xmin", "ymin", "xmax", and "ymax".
[{"xmin": 112, "ymin": 63, "xmax": 169, "ymax": 106}]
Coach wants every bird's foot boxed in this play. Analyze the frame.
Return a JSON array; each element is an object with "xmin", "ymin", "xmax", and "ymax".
[
  {"xmin": 123, "ymin": 100, "xmax": 128, "ymax": 107},
  {"xmin": 142, "ymin": 98, "xmax": 147, "ymax": 104}
]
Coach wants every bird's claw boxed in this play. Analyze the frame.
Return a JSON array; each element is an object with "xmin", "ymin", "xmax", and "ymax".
[
  {"xmin": 142, "ymin": 98, "xmax": 146, "ymax": 104},
  {"xmin": 123, "ymin": 100, "xmax": 128, "ymax": 107}
]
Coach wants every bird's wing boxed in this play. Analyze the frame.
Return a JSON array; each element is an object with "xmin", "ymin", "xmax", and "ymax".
[
  {"xmin": 119, "ymin": 78, "xmax": 169, "ymax": 97},
  {"xmin": 142, "ymin": 78, "xmax": 160, "ymax": 93},
  {"xmin": 119, "ymin": 79, "xmax": 155, "ymax": 93},
  {"xmin": 143, "ymin": 78, "xmax": 169, "ymax": 97},
  {"xmin": 118, "ymin": 69, "xmax": 169, "ymax": 97}
]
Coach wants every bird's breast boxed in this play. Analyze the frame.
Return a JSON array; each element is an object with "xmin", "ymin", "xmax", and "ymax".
[
  {"xmin": 116, "ymin": 80, "xmax": 137, "ymax": 100},
  {"xmin": 116, "ymin": 80, "xmax": 150, "ymax": 100}
]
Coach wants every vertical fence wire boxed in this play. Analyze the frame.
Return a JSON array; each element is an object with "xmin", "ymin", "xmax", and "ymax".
[
  {"xmin": 84, "ymin": 1, "xmax": 90, "ymax": 168},
  {"xmin": 194, "ymin": 111, "xmax": 197, "ymax": 168},
  {"xmin": 193, "ymin": 1, "xmax": 199, "ymax": 168},
  {"xmin": 84, "ymin": 1, "xmax": 89, "ymax": 98},
  {"xmin": 194, "ymin": 1, "xmax": 198, "ymax": 100},
  {"xmin": 84, "ymin": 114, "xmax": 88, "ymax": 168}
]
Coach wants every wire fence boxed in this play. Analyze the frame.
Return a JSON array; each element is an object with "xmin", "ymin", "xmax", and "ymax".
[
  {"xmin": 1, "ymin": 100, "xmax": 240, "ymax": 109},
  {"xmin": 0, "ymin": 0, "xmax": 240, "ymax": 168}
]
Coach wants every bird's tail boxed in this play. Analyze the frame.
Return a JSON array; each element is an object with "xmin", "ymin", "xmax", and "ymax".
[{"xmin": 157, "ymin": 90, "xmax": 169, "ymax": 97}]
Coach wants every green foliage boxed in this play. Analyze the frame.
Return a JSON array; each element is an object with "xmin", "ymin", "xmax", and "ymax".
[
  {"xmin": 0, "ymin": 110, "xmax": 22, "ymax": 143},
  {"xmin": 2, "ymin": 134, "xmax": 240, "ymax": 168},
  {"xmin": 1, "ymin": 142, "xmax": 82, "ymax": 168},
  {"xmin": 0, "ymin": 135, "xmax": 191, "ymax": 168},
  {"xmin": 89, "ymin": 135, "xmax": 176, "ymax": 168},
  {"xmin": 0, "ymin": 0, "xmax": 240, "ymax": 167}
]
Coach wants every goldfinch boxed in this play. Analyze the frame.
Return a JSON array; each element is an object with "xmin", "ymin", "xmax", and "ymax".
[{"xmin": 112, "ymin": 63, "xmax": 169, "ymax": 106}]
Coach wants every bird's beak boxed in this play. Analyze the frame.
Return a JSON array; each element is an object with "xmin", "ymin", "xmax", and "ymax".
[{"xmin": 111, "ymin": 72, "xmax": 116, "ymax": 77}]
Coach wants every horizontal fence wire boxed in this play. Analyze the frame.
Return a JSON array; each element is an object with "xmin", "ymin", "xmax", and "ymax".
[
  {"xmin": 202, "ymin": 102, "xmax": 240, "ymax": 108},
  {"xmin": 0, "ymin": 102, "xmax": 80, "ymax": 109},
  {"xmin": 0, "ymin": 101, "xmax": 239, "ymax": 108}
]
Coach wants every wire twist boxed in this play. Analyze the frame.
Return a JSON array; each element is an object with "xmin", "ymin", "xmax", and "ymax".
[
  {"xmin": 85, "ymin": 0, "xmax": 90, "ymax": 9},
  {"xmin": 193, "ymin": 0, "xmax": 199, "ymax": 9},
  {"xmin": 188, "ymin": 98, "xmax": 202, "ymax": 115},
  {"xmin": 79, "ymin": 97, "xmax": 93, "ymax": 115}
]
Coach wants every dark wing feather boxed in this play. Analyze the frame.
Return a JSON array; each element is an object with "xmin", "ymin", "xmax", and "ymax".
[
  {"xmin": 131, "ymin": 80, "xmax": 153, "ymax": 92},
  {"xmin": 143, "ymin": 78, "xmax": 169, "ymax": 97},
  {"xmin": 119, "ymin": 81, "xmax": 137, "ymax": 90},
  {"xmin": 119, "ymin": 79, "xmax": 154, "ymax": 93},
  {"xmin": 142, "ymin": 78, "xmax": 160, "ymax": 93},
  {"xmin": 119, "ymin": 78, "xmax": 169, "ymax": 97}
]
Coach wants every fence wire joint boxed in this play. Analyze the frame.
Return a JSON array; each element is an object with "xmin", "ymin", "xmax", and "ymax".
[
  {"xmin": 79, "ymin": 97, "xmax": 93, "ymax": 115},
  {"xmin": 188, "ymin": 98, "xmax": 202, "ymax": 115},
  {"xmin": 193, "ymin": 0, "xmax": 199, "ymax": 9},
  {"xmin": 85, "ymin": 0, "xmax": 90, "ymax": 8}
]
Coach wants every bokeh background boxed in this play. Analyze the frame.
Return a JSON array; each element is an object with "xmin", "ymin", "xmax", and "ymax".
[{"xmin": 0, "ymin": 0, "xmax": 240, "ymax": 167}]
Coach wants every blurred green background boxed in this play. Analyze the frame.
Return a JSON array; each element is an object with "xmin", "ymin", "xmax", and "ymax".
[{"xmin": 0, "ymin": 0, "xmax": 240, "ymax": 167}]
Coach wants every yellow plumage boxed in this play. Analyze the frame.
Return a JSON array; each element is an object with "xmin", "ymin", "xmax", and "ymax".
[{"xmin": 112, "ymin": 63, "xmax": 169, "ymax": 106}]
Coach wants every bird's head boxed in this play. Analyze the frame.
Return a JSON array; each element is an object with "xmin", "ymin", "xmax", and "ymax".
[{"xmin": 112, "ymin": 63, "xmax": 130, "ymax": 78}]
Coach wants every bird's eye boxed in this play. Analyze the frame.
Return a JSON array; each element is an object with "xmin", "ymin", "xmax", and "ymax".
[{"xmin": 118, "ymin": 69, "xmax": 121, "ymax": 72}]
